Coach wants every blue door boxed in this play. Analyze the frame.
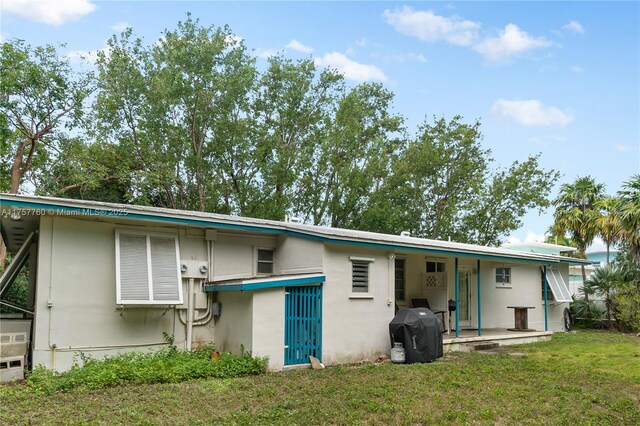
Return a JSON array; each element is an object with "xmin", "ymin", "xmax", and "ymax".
[{"xmin": 284, "ymin": 286, "xmax": 322, "ymax": 365}]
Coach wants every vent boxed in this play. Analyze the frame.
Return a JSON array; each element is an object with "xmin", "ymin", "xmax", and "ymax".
[{"xmin": 351, "ymin": 261, "xmax": 369, "ymax": 293}]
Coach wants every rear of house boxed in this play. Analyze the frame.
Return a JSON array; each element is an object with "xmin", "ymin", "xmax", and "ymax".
[{"xmin": 0, "ymin": 194, "xmax": 586, "ymax": 376}]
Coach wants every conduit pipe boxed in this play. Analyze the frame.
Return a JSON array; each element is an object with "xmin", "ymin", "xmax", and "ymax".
[{"xmin": 186, "ymin": 277, "xmax": 195, "ymax": 351}]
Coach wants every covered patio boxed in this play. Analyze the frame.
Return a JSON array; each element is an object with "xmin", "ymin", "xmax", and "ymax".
[{"xmin": 393, "ymin": 249, "xmax": 579, "ymax": 342}]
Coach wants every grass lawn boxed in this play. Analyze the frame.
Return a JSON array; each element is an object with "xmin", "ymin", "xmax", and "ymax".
[{"xmin": 1, "ymin": 331, "xmax": 639, "ymax": 425}]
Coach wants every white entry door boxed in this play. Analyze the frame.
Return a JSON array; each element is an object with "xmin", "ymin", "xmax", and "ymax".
[{"xmin": 458, "ymin": 271, "xmax": 471, "ymax": 327}]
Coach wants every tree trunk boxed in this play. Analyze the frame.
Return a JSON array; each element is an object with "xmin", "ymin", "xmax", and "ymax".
[
  {"xmin": 581, "ymin": 264, "xmax": 592, "ymax": 318},
  {"xmin": 606, "ymin": 243, "xmax": 610, "ymax": 265}
]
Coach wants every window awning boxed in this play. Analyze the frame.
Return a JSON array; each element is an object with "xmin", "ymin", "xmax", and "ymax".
[
  {"xmin": 545, "ymin": 268, "xmax": 573, "ymax": 303},
  {"xmin": 204, "ymin": 274, "xmax": 325, "ymax": 292}
]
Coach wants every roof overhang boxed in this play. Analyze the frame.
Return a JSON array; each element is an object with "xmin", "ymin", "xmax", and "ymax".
[
  {"xmin": 0, "ymin": 194, "xmax": 571, "ymax": 265},
  {"xmin": 204, "ymin": 274, "xmax": 325, "ymax": 292}
]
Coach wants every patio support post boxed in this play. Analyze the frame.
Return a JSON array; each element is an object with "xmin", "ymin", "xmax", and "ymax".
[
  {"xmin": 543, "ymin": 265, "xmax": 548, "ymax": 331},
  {"xmin": 477, "ymin": 259, "xmax": 481, "ymax": 337},
  {"xmin": 455, "ymin": 257, "xmax": 459, "ymax": 338}
]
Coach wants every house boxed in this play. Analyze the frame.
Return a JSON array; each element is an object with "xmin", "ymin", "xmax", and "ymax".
[{"xmin": 0, "ymin": 194, "xmax": 589, "ymax": 374}]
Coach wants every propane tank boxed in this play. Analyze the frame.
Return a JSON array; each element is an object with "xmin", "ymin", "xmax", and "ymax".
[{"xmin": 390, "ymin": 342, "xmax": 406, "ymax": 364}]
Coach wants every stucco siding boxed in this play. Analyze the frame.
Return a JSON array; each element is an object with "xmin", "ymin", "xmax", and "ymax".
[
  {"xmin": 32, "ymin": 217, "xmax": 215, "ymax": 371},
  {"xmin": 275, "ymin": 235, "xmax": 323, "ymax": 275},
  {"xmin": 214, "ymin": 291, "xmax": 253, "ymax": 354},
  {"xmin": 251, "ymin": 288, "xmax": 285, "ymax": 370},
  {"xmin": 321, "ymin": 245, "xmax": 394, "ymax": 365}
]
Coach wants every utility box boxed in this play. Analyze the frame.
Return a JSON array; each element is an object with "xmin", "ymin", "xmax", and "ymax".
[{"xmin": 180, "ymin": 260, "xmax": 208, "ymax": 279}]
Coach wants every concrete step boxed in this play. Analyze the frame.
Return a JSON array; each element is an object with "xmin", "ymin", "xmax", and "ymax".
[{"xmin": 460, "ymin": 341, "xmax": 499, "ymax": 352}]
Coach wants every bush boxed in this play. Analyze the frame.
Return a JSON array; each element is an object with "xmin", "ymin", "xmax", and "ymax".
[
  {"xmin": 612, "ymin": 282, "xmax": 640, "ymax": 332},
  {"xmin": 26, "ymin": 346, "xmax": 268, "ymax": 394}
]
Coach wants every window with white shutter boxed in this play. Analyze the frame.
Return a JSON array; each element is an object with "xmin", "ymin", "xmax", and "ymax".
[{"xmin": 116, "ymin": 231, "xmax": 182, "ymax": 305}]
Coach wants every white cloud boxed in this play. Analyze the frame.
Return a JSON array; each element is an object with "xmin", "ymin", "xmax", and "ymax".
[
  {"xmin": 587, "ymin": 237, "xmax": 606, "ymax": 253},
  {"xmin": 615, "ymin": 144, "xmax": 635, "ymax": 153},
  {"xmin": 111, "ymin": 21, "xmax": 130, "ymax": 32},
  {"xmin": 355, "ymin": 37, "xmax": 367, "ymax": 47},
  {"xmin": 3, "ymin": 0, "xmax": 96, "ymax": 26},
  {"xmin": 562, "ymin": 21, "xmax": 585, "ymax": 34},
  {"xmin": 492, "ymin": 99, "xmax": 573, "ymax": 127},
  {"xmin": 570, "ymin": 65, "xmax": 584, "ymax": 73},
  {"xmin": 506, "ymin": 230, "xmax": 546, "ymax": 244},
  {"xmin": 385, "ymin": 52, "xmax": 427, "ymax": 63},
  {"xmin": 474, "ymin": 24, "xmax": 553, "ymax": 63},
  {"xmin": 315, "ymin": 52, "xmax": 387, "ymax": 82},
  {"xmin": 285, "ymin": 39, "xmax": 313, "ymax": 54},
  {"xmin": 255, "ymin": 48, "xmax": 278, "ymax": 59},
  {"xmin": 383, "ymin": 6, "xmax": 480, "ymax": 46}
]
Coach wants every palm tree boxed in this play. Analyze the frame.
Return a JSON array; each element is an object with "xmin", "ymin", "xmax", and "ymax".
[
  {"xmin": 585, "ymin": 263, "xmax": 622, "ymax": 328},
  {"xmin": 595, "ymin": 196, "xmax": 622, "ymax": 264},
  {"xmin": 617, "ymin": 175, "xmax": 640, "ymax": 262},
  {"xmin": 553, "ymin": 176, "xmax": 605, "ymax": 283}
]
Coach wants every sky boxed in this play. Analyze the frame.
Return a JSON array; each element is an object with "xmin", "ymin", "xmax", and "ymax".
[{"xmin": 1, "ymin": 1, "xmax": 639, "ymax": 250}]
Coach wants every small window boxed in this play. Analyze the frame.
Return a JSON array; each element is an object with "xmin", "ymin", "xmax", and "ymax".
[
  {"xmin": 116, "ymin": 231, "xmax": 182, "ymax": 305},
  {"xmin": 257, "ymin": 249, "xmax": 274, "ymax": 274},
  {"xmin": 426, "ymin": 260, "xmax": 445, "ymax": 273},
  {"xmin": 395, "ymin": 258, "xmax": 406, "ymax": 301},
  {"xmin": 496, "ymin": 267, "xmax": 511, "ymax": 284},
  {"xmin": 352, "ymin": 261, "xmax": 370, "ymax": 293}
]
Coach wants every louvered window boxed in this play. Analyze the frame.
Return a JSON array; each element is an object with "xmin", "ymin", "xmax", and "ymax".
[
  {"xmin": 350, "ymin": 256, "xmax": 375, "ymax": 293},
  {"xmin": 116, "ymin": 231, "xmax": 182, "ymax": 305}
]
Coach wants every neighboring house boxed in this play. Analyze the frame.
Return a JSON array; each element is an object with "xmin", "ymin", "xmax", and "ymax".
[{"xmin": 0, "ymin": 194, "xmax": 588, "ymax": 373}]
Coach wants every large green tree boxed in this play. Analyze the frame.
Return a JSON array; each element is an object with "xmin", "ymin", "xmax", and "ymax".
[
  {"xmin": 553, "ymin": 176, "xmax": 605, "ymax": 284},
  {"xmin": 617, "ymin": 175, "xmax": 640, "ymax": 262},
  {"xmin": 93, "ymin": 17, "xmax": 257, "ymax": 212},
  {"xmin": 359, "ymin": 116, "xmax": 559, "ymax": 245}
]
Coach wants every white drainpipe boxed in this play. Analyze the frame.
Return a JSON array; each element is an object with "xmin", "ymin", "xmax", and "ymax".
[{"xmin": 186, "ymin": 278, "xmax": 195, "ymax": 350}]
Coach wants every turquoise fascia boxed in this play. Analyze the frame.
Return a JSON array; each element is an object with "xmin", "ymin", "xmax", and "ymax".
[
  {"xmin": 0, "ymin": 198, "xmax": 581, "ymax": 265},
  {"xmin": 204, "ymin": 275, "xmax": 326, "ymax": 292}
]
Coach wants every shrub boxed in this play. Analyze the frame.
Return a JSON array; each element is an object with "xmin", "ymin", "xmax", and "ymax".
[
  {"xmin": 26, "ymin": 346, "xmax": 268, "ymax": 394},
  {"xmin": 612, "ymin": 282, "xmax": 640, "ymax": 332}
]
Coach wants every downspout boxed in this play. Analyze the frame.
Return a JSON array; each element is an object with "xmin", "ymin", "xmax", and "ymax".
[
  {"xmin": 477, "ymin": 259, "xmax": 481, "ymax": 337},
  {"xmin": 543, "ymin": 265, "xmax": 548, "ymax": 332},
  {"xmin": 186, "ymin": 278, "xmax": 195, "ymax": 350},
  {"xmin": 455, "ymin": 257, "xmax": 459, "ymax": 338}
]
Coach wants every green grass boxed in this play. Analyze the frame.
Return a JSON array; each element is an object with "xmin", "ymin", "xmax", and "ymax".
[{"xmin": 1, "ymin": 331, "xmax": 639, "ymax": 425}]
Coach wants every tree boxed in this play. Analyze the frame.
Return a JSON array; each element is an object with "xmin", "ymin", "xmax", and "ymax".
[
  {"xmin": 358, "ymin": 116, "xmax": 559, "ymax": 245},
  {"xmin": 94, "ymin": 17, "xmax": 257, "ymax": 212},
  {"xmin": 553, "ymin": 176, "xmax": 605, "ymax": 282},
  {"xmin": 617, "ymin": 175, "xmax": 640, "ymax": 262},
  {"xmin": 0, "ymin": 40, "xmax": 93, "ymax": 194},
  {"xmin": 584, "ymin": 263, "xmax": 622, "ymax": 327},
  {"xmin": 0, "ymin": 40, "xmax": 93, "ymax": 268},
  {"xmin": 293, "ymin": 82, "xmax": 404, "ymax": 228},
  {"xmin": 595, "ymin": 195, "xmax": 622, "ymax": 264}
]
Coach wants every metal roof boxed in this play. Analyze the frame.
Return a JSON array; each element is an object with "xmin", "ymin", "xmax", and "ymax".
[{"xmin": 0, "ymin": 193, "xmax": 591, "ymax": 265}]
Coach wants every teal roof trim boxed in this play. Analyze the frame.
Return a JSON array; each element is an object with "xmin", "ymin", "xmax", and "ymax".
[
  {"xmin": 204, "ymin": 275, "xmax": 325, "ymax": 292},
  {"xmin": 1, "ymin": 198, "xmax": 568, "ymax": 266}
]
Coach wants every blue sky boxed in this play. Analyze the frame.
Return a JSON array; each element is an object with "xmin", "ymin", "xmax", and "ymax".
[{"xmin": 2, "ymin": 1, "xmax": 639, "ymax": 249}]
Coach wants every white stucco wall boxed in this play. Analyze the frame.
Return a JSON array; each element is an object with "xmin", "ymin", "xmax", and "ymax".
[
  {"xmin": 214, "ymin": 291, "xmax": 253, "ymax": 354},
  {"xmin": 211, "ymin": 233, "xmax": 276, "ymax": 281},
  {"xmin": 321, "ymin": 244, "xmax": 395, "ymax": 365},
  {"xmin": 251, "ymin": 288, "xmax": 285, "ymax": 370},
  {"xmin": 33, "ymin": 216, "xmax": 215, "ymax": 371},
  {"xmin": 275, "ymin": 235, "xmax": 323, "ymax": 275}
]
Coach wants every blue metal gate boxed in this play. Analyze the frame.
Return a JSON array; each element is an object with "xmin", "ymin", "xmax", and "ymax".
[{"xmin": 284, "ymin": 286, "xmax": 322, "ymax": 366}]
